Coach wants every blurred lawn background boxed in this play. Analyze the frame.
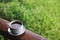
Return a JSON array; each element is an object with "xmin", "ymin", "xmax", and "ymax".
[{"xmin": 0, "ymin": 0, "xmax": 60, "ymax": 40}]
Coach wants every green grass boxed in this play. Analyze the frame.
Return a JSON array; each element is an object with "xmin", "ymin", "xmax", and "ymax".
[
  {"xmin": 22, "ymin": 0, "xmax": 60, "ymax": 40},
  {"xmin": 0, "ymin": 0, "xmax": 60, "ymax": 40},
  {"xmin": 0, "ymin": 35, "xmax": 4, "ymax": 40}
]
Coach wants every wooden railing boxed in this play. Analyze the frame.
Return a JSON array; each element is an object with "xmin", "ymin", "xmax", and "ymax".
[{"xmin": 0, "ymin": 18, "xmax": 47, "ymax": 40}]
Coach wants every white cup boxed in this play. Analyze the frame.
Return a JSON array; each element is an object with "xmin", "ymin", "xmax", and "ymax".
[{"xmin": 8, "ymin": 20, "xmax": 25, "ymax": 36}]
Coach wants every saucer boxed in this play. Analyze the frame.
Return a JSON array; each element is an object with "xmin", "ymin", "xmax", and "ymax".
[{"xmin": 8, "ymin": 27, "xmax": 25, "ymax": 36}]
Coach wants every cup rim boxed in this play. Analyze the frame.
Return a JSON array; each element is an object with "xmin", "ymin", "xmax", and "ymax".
[{"xmin": 8, "ymin": 20, "xmax": 23, "ymax": 29}]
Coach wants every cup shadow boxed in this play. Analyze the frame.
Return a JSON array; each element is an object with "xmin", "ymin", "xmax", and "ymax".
[{"xmin": 0, "ymin": 30, "xmax": 20, "ymax": 40}]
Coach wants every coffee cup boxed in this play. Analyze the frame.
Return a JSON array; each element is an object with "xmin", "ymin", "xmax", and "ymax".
[{"xmin": 8, "ymin": 20, "xmax": 25, "ymax": 36}]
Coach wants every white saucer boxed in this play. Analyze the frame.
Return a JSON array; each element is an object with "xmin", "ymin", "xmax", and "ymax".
[{"xmin": 8, "ymin": 27, "xmax": 25, "ymax": 36}]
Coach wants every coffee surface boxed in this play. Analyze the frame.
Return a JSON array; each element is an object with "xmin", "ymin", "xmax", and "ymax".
[{"xmin": 11, "ymin": 24, "xmax": 21, "ymax": 29}]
